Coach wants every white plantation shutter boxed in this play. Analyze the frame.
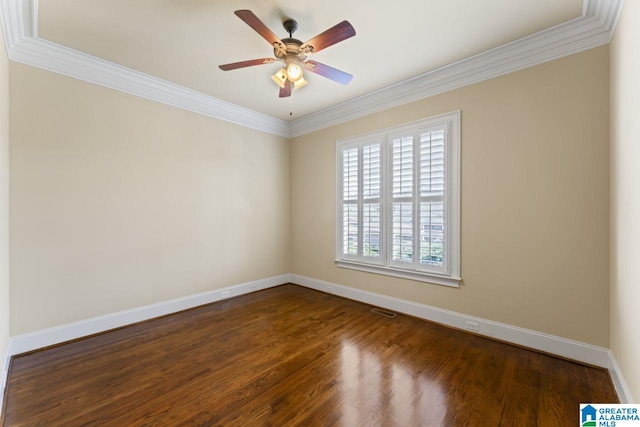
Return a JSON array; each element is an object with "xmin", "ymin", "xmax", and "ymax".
[
  {"xmin": 362, "ymin": 144, "xmax": 381, "ymax": 257},
  {"xmin": 418, "ymin": 128, "xmax": 446, "ymax": 272},
  {"xmin": 363, "ymin": 144, "xmax": 381, "ymax": 199},
  {"xmin": 342, "ymin": 147, "xmax": 359, "ymax": 256},
  {"xmin": 420, "ymin": 202, "xmax": 444, "ymax": 266},
  {"xmin": 389, "ymin": 128, "xmax": 447, "ymax": 272},
  {"xmin": 392, "ymin": 202, "xmax": 413, "ymax": 263},
  {"xmin": 343, "ymin": 147, "xmax": 359, "ymax": 201},
  {"xmin": 392, "ymin": 135, "xmax": 413, "ymax": 198},
  {"xmin": 336, "ymin": 111, "xmax": 460, "ymax": 287},
  {"xmin": 391, "ymin": 134, "xmax": 414, "ymax": 265},
  {"xmin": 339, "ymin": 140, "xmax": 382, "ymax": 261},
  {"xmin": 342, "ymin": 204, "xmax": 358, "ymax": 256}
]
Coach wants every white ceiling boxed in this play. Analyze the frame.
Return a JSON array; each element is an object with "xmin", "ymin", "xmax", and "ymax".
[{"xmin": 36, "ymin": 0, "xmax": 583, "ymax": 122}]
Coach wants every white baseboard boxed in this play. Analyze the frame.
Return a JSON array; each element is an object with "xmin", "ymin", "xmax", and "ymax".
[
  {"xmin": 609, "ymin": 351, "xmax": 635, "ymax": 403},
  {"xmin": 1, "ymin": 339, "xmax": 11, "ymax": 419},
  {"xmin": 7, "ymin": 273, "xmax": 631, "ymax": 403},
  {"xmin": 9, "ymin": 274, "xmax": 290, "ymax": 356},
  {"xmin": 290, "ymin": 274, "xmax": 611, "ymax": 368}
]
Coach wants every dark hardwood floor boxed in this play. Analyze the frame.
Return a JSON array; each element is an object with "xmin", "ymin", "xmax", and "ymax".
[{"xmin": 2, "ymin": 284, "xmax": 617, "ymax": 426}]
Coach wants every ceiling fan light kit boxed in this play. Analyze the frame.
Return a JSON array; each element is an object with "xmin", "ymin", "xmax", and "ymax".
[
  {"xmin": 284, "ymin": 58, "xmax": 303, "ymax": 82},
  {"xmin": 219, "ymin": 10, "xmax": 356, "ymax": 99},
  {"xmin": 271, "ymin": 68, "xmax": 287, "ymax": 88}
]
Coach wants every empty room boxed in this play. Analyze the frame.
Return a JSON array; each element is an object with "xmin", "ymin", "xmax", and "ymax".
[{"xmin": 0, "ymin": 0, "xmax": 638, "ymax": 425}]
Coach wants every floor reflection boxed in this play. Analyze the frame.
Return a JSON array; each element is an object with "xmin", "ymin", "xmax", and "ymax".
[{"xmin": 339, "ymin": 339, "xmax": 446, "ymax": 426}]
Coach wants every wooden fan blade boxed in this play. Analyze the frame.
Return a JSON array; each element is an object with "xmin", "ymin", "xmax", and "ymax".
[
  {"xmin": 235, "ymin": 10, "xmax": 283, "ymax": 47},
  {"xmin": 304, "ymin": 60, "xmax": 353, "ymax": 85},
  {"xmin": 279, "ymin": 79, "xmax": 292, "ymax": 98},
  {"xmin": 301, "ymin": 21, "xmax": 355, "ymax": 54},
  {"xmin": 219, "ymin": 58, "xmax": 276, "ymax": 71}
]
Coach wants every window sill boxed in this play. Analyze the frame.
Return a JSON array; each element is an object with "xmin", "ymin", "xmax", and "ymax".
[{"xmin": 335, "ymin": 259, "xmax": 461, "ymax": 288}]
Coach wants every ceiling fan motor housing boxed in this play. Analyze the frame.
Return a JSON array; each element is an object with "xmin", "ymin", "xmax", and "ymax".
[
  {"xmin": 274, "ymin": 37, "xmax": 307, "ymax": 62},
  {"xmin": 275, "ymin": 18, "xmax": 311, "ymax": 61}
]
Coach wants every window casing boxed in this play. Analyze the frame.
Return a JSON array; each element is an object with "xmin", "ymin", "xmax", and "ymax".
[{"xmin": 336, "ymin": 111, "xmax": 461, "ymax": 287}]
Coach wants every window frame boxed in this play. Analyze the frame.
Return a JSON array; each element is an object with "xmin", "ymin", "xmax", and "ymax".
[{"xmin": 335, "ymin": 111, "xmax": 461, "ymax": 288}]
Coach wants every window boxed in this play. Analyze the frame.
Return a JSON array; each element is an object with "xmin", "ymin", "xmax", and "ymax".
[{"xmin": 336, "ymin": 111, "xmax": 461, "ymax": 287}]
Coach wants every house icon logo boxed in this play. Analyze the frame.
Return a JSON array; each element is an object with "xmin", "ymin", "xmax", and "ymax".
[{"xmin": 581, "ymin": 404, "xmax": 597, "ymax": 426}]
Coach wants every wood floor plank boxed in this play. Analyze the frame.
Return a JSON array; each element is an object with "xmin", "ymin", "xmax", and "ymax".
[{"xmin": 3, "ymin": 284, "xmax": 618, "ymax": 426}]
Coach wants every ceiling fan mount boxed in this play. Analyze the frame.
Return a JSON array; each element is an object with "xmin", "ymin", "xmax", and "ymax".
[
  {"xmin": 219, "ymin": 10, "xmax": 356, "ymax": 98},
  {"xmin": 282, "ymin": 18, "xmax": 298, "ymax": 38}
]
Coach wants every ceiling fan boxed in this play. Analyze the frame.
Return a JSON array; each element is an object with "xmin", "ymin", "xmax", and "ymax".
[{"xmin": 219, "ymin": 10, "xmax": 356, "ymax": 98}]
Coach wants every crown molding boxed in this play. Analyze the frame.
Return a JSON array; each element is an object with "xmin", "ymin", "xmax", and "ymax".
[
  {"xmin": 0, "ymin": 0, "xmax": 624, "ymax": 139},
  {"xmin": 290, "ymin": 0, "xmax": 623, "ymax": 137},
  {"xmin": 0, "ymin": 0, "xmax": 290, "ymax": 138}
]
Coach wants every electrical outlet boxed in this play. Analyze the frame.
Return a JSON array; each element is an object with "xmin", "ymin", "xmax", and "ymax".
[
  {"xmin": 464, "ymin": 320, "xmax": 479, "ymax": 332},
  {"xmin": 221, "ymin": 291, "xmax": 230, "ymax": 298}
]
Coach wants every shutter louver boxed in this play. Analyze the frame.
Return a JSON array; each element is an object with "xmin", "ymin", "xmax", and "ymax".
[
  {"xmin": 393, "ymin": 202, "xmax": 413, "ymax": 262},
  {"xmin": 393, "ymin": 136, "xmax": 413, "ymax": 198},
  {"xmin": 420, "ymin": 130, "xmax": 445, "ymax": 198},
  {"xmin": 420, "ymin": 202, "xmax": 444, "ymax": 265},
  {"xmin": 392, "ymin": 135, "xmax": 414, "ymax": 263},
  {"xmin": 363, "ymin": 144, "xmax": 381, "ymax": 199},
  {"xmin": 419, "ymin": 129, "xmax": 446, "ymax": 267},
  {"xmin": 343, "ymin": 148, "xmax": 359, "ymax": 201},
  {"xmin": 343, "ymin": 204, "xmax": 358, "ymax": 255},
  {"xmin": 363, "ymin": 143, "xmax": 381, "ymax": 258},
  {"xmin": 363, "ymin": 203, "xmax": 380, "ymax": 257},
  {"xmin": 342, "ymin": 148, "xmax": 359, "ymax": 256}
]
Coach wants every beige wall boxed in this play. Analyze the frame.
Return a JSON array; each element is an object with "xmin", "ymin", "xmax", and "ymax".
[
  {"xmin": 9, "ymin": 63, "xmax": 290, "ymax": 335},
  {"xmin": 291, "ymin": 46, "xmax": 610, "ymax": 347},
  {"xmin": 2, "ymin": 21, "xmax": 616, "ymax": 366},
  {"xmin": 0, "ymin": 17, "xmax": 10, "ymax": 370},
  {"xmin": 610, "ymin": 1, "xmax": 640, "ymax": 402}
]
